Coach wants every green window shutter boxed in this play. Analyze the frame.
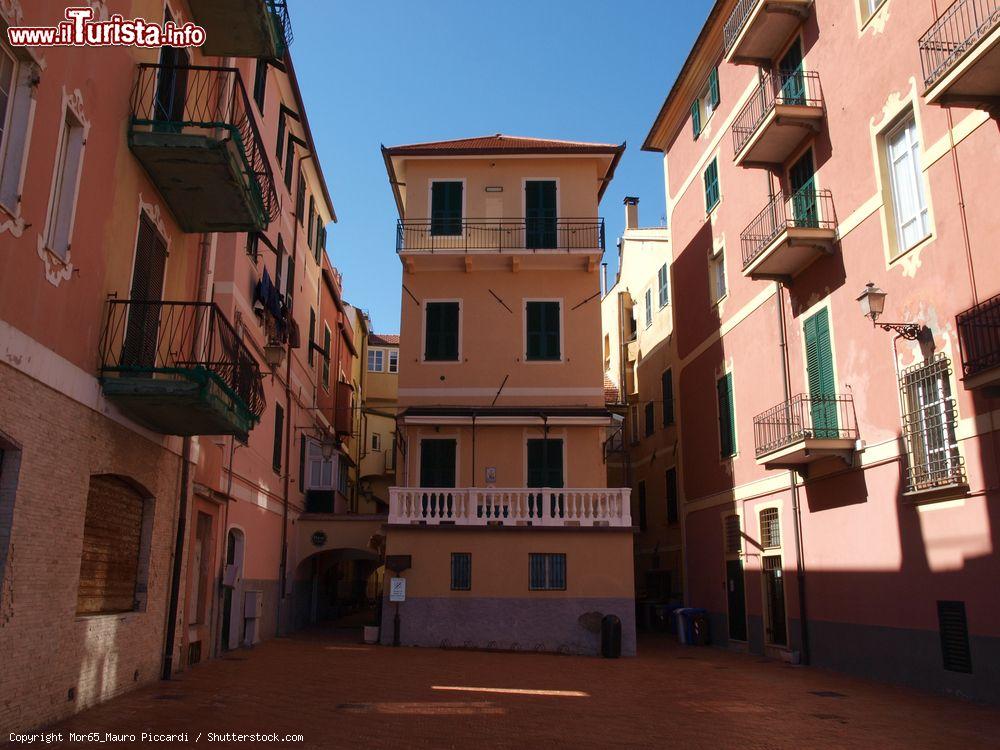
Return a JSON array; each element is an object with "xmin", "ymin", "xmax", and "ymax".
[
  {"xmin": 308, "ymin": 308, "xmax": 315, "ymax": 366},
  {"xmin": 526, "ymin": 301, "xmax": 560, "ymax": 360},
  {"xmin": 718, "ymin": 373, "xmax": 735, "ymax": 457},
  {"xmin": 691, "ymin": 100, "xmax": 701, "ymax": 138},
  {"xmin": 527, "ymin": 439, "xmax": 564, "ymax": 488},
  {"xmin": 704, "ymin": 159, "xmax": 720, "ymax": 212},
  {"xmin": 272, "ymin": 403, "xmax": 284, "ymax": 472},
  {"xmin": 709, "ymin": 67, "xmax": 720, "ymax": 108},
  {"xmin": 323, "ymin": 327, "xmax": 331, "ymax": 385},
  {"xmin": 804, "ymin": 308, "xmax": 838, "ymax": 436},
  {"xmin": 431, "ymin": 182, "xmax": 462, "ymax": 236},
  {"xmin": 658, "ymin": 264, "xmax": 669, "ymax": 307},
  {"xmin": 662, "ymin": 369, "xmax": 674, "ymax": 426},
  {"xmin": 425, "ymin": 302, "xmax": 459, "ymax": 361},
  {"xmin": 298, "ymin": 434, "xmax": 306, "ymax": 489},
  {"xmin": 527, "ymin": 440, "xmax": 545, "ymax": 487}
]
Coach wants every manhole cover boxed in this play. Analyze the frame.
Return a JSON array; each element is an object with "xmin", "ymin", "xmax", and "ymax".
[{"xmin": 809, "ymin": 690, "xmax": 847, "ymax": 698}]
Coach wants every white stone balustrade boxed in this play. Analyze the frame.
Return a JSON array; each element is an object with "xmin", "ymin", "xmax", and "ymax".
[{"xmin": 388, "ymin": 487, "xmax": 632, "ymax": 527}]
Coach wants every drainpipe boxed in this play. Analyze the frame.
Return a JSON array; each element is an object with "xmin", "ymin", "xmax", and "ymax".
[
  {"xmin": 775, "ymin": 281, "xmax": 810, "ymax": 665},
  {"xmin": 162, "ymin": 230, "xmax": 215, "ymax": 679}
]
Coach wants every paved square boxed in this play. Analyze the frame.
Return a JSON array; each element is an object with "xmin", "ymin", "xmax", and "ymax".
[{"xmin": 15, "ymin": 630, "xmax": 1000, "ymax": 749}]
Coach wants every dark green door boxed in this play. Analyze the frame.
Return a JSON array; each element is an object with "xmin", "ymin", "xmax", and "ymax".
[
  {"xmin": 527, "ymin": 438, "xmax": 564, "ymax": 520},
  {"xmin": 525, "ymin": 181, "xmax": 557, "ymax": 249},
  {"xmin": 431, "ymin": 182, "xmax": 462, "ymax": 237},
  {"xmin": 154, "ymin": 19, "xmax": 189, "ymax": 133},
  {"xmin": 804, "ymin": 308, "xmax": 839, "ymax": 438},
  {"xmin": 789, "ymin": 149, "xmax": 818, "ymax": 228},
  {"xmin": 726, "ymin": 559, "xmax": 747, "ymax": 641},
  {"xmin": 778, "ymin": 39, "xmax": 805, "ymax": 105},
  {"xmin": 419, "ymin": 439, "xmax": 456, "ymax": 487},
  {"xmin": 122, "ymin": 213, "xmax": 168, "ymax": 372}
]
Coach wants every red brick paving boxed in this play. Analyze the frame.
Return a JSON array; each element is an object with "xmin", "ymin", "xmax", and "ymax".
[{"xmin": 9, "ymin": 629, "xmax": 1000, "ymax": 749}]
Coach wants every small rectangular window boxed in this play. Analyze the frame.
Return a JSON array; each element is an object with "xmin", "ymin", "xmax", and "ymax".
[
  {"xmin": 665, "ymin": 468, "xmax": 678, "ymax": 525},
  {"xmin": 724, "ymin": 514, "xmax": 741, "ymax": 555},
  {"xmin": 308, "ymin": 308, "xmax": 315, "ymax": 366},
  {"xmin": 662, "ymin": 369, "xmax": 674, "ymax": 426},
  {"xmin": 657, "ymin": 264, "xmax": 669, "ymax": 308},
  {"xmin": 368, "ymin": 349, "xmax": 384, "ymax": 372},
  {"xmin": 645, "ymin": 402, "xmax": 655, "ymax": 437},
  {"xmin": 526, "ymin": 301, "xmax": 561, "ymax": 361},
  {"xmin": 275, "ymin": 110, "xmax": 285, "ymax": 163},
  {"xmin": 645, "ymin": 289, "xmax": 653, "ymax": 328},
  {"xmin": 451, "ymin": 553, "xmax": 472, "ymax": 591},
  {"xmin": 246, "ymin": 232, "xmax": 260, "ymax": 263},
  {"xmin": 388, "ymin": 350, "xmax": 399, "ymax": 373},
  {"xmin": 528, "ymin": 553, "xmax": 566, "ymax": 591},
  {"xmin": 322, "ymin": 327, "xmax": 332, "ymax": 388},
  {"xmin": 253, "ymin": 59, "xmax": 267, "ymax": 111},
  {"xmin": 704, "ymin": 158, "xmax": 720, "ymax": 212},
  {"xmin": 44, "ymin": 110, "xmax": 86, "ymax": 259},
  {"xmin": 629, "ymin": 404, "xmax": 639, "ymax": 444},
  {"xmin": 307, "ymin": 196, "xmax": 316, "ymax": 249},
  {"xmin": 272, "ymin": 403, "xmax": 284, "ymax": 473},
  {"xmin": 371, "ymin": 433, "xmax": 382, "ymax": 451},
  {"xmin": 937, "ymin": 600, "xmax": 972, "ymax": 673},
  {"xmin": 760, "ymin": 508, "xmax": 781, "ymax": 548},
  {"xmin": 425, "ymin": 302, "xmax": 460, "ymax": 361},
  {"xmin": 717, "ymin": 372, "xmax": 736, "ymax": 457},
  {"xmin": 710, "ymin": 247, "xmax": 727, "ymax": 304}
]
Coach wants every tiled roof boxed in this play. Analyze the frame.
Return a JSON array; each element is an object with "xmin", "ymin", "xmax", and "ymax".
[
  {"xmin": 383, "ymin": 134, "xmax": 623, "ymax": 157},
  {"xmin": 369, "ymin": 333, "xmax": 399, "ymax": 346},
  {"xmin": 604, "ymin": 374, "xmax": 621, "ymax": 404}
]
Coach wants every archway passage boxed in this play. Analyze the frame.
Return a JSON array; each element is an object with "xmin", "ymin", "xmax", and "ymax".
[{"xmin": 294, "ymin": 549, "xmax": 383, "ymax": 633}]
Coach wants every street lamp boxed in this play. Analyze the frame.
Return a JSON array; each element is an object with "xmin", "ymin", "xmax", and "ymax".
[
  {"xmin": 320, "ymin": 434, "xmax": 337, "ymax": 460},
  {"xmin": 857, "ymin": 282, "xmax": 921, "ymax": 340}
]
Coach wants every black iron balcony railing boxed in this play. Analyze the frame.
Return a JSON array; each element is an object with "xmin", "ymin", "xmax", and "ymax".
[
  {"xmin": 919, "ymin": 0, "xmax": 999, "ymax": 88},
  {"xmin": 99, "ymin": 299, "xmax": 266, "ymax": 423},
  {"xmin": 724, "ymin": 0, "xmax": 761, "ymax": 52},
  {"xmin": 268, "ymin": 0, "xmax": 294, "ymax": 54},
  {"xmin": 732, "ymin": 70, "xmax": 824, "ymax": 155},
  {"xmin": 396, "ymin": 218, "xmax": 605, "ymax": 253},
  {"xmin": 740, "ymin": 189, "xmax": 836, "ymax": 269},
  {"xmin": 753, "ymin": 393, "xmax": 859, "ymax": 458},
  {"xmin": 130, "ymin": 64, "xmax": 280, "ymax": 227},
  {"xmin": 956, "ymin": 292, "xmax": 1000, "ymax": 381}
]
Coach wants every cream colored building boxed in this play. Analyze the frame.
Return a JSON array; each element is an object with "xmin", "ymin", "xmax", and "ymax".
[{"xmin": 359, "ymin": 333, "xmax": 399, "ymax": 512}]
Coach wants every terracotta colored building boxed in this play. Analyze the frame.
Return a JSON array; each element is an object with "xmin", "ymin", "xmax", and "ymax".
[
  {"xmin": 640, "ymin": 0, "xmax": 1000, "ymax": 700},
  {"xmin": 0, "ymin": 0, "xmax": 361, "ymax": 732},
  {"xmin": 381, "ymin": 135, "xmax": 636, "ymax": 655}
]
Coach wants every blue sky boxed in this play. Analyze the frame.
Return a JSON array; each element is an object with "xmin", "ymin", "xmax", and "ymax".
[{"xmin": 292, "ymin": 0, "xmax": 714, "ymax": 334}]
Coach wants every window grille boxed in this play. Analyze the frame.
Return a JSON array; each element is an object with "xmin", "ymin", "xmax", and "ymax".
[
  {"xmin": 760, "ymin": 508, "xmax": 781, "ymax": 549},
  {"xmin": 899, "ymin": 354, "xmax": 966, "ymax": 494},
  {"xmin": 724, "ymin": 514, "xmax": 741, "ymax": 555},
  {"xmin": 528, "ymin": 553, "xmax": 566, "ymax": 590},
  {"xmin": 451, "ymin": 553, "xmax": 471, "ymax": 591}
]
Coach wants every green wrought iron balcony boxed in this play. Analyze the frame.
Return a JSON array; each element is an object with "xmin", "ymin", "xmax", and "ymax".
[
  {"xmin": 731, "ymin": 70, "xmax": 825, "ymax": 168},
  {"xmin": 753, "ymin": 393, "xmax": 859, "ymax": 475},
  {"xmin": 740, "ymin": 189, "xmax": 837, "ymax": 282},
  {"xmin": 128, "ymin": 64, "xmax": 279, "ymax": 233},
  {"xmin": 99, "ymin": 300, "xmax": 266, "ymax": 441},
  {"xmin": 186, "ymin": 0, "xmax": 292, "ymax": 59}
]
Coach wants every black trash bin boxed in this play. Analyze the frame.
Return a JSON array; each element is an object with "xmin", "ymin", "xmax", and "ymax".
[{"xmin": 601, "ymin": 614, "xmax": 622, "ymax": 658}]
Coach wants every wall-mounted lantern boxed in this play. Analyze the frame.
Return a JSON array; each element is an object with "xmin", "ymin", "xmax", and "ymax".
[{"xmin": 856, "ymin": 282, "xmax": 921, "ymax": 340}]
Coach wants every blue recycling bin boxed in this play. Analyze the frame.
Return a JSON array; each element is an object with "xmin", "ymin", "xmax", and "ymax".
[{"xmin": 675, "ymin": 607, "xmax": 708, "ymax": 645}]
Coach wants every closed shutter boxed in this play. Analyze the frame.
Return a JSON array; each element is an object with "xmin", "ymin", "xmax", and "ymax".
[
  {"xmin": 295, "ymin": 174, "xmax": 305, "ymax": 220},
  {"xmin": 272, "ymin": 403, "xmax": 284, "ymax": 472},
  {"xmin": 662, "ymin": 369, "xmax": 674, "ymax": 426},
  {"xmin": 704, "ymin": 159, "xmax": 720, "ymax": 211},
  {"xmin": 804, "ymin": 308, "xmax": 838, "ymax": 437},
  {"xmin": 76, "ymin": 476, "xmax": 144, "ymax": 615},
  {"xmin": 665, "ymin": 468, "xmax": 678, "ymax": 524},
  {"xmin": 709, "ymin": 67, "xmax": 720, "ymax": 108},
  {"xmin": 658, "ymin": 264, "xmax": 669, "ymax": 308},
  {"xmin": 718, "ymin": 372, "xmax": 736, "ymax": 457},
  {"xmin": 308, "ymin": 308, "xmax": 315, "ymax": 366},
  {"xmin": 284, "ymin": 140, "xmax": 295, "ymax": 192},
  {"xmin": 937, "ymin": 600, "xmax": 972, "ymax": 673},
  {"xmin": 431, "ymin": 181, "xmax": 462, "ymax": 236},
  {"xmin": 451, "ymin": 553, "xmax": 471, "ymax": 591},
  {"xmin": 425, "ymin": 302, "xmax": 459, "ymax": 361},
  {"xmin": 637, "ymin": 481, "xmax": 647, "ymax": 531},
  {"xmin": 525, "ymin": 180, "xmax": 557, "ymax": 249},
  {"xmin": 691, "ymin": 100, "xmax": 701, "ymax": 138},
  {"xmin": 307, "ymin": 196, "xmax": 316, "ymax": 249},
  {"xmin": 527, "ymin": 439, "xmax": 563, "ymax": 488},
  {"xmin": 419, "ymin": 439, "xmax": 456, "ymax": 488},
  {"xmin": 275, "ymin": 111, "xmax": 285, "ymax": 161},
  {"xmin": 526, "ymin": 301, "xmax": 560, "ymax": 361},
  {"xmin": 122, "ymin": 213, "xmax": 168, "ymax": 370}
]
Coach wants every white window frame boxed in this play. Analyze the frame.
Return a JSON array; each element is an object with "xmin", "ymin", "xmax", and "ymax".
[
  {"xmin": 886, "ymin": 114, "xmax": 930, "ymax": 253},
  {"xmin": 709, "ymin": 245, "xmax": 728, "ymax": 305},
  {"xmin": 657, "ymin": 263, "xmax": 670, "ymax": 309},
  {"xmin": 388, "ymin": 349, "xmax": 399, "ymax": 373},
  {"xmin": 304, "ymin": 438, "xmax": 337, "ymax": 491},
  {"xmin": 523, "ymin": 298, "xmax": 565, "ymax": 364},
  {"xmin": 42, "ymin": 102, "xmax": 87, "ymax": 260},
  {"xmin": 0, "ymin": 43, "xmax": 37, "ymax": 220},
  {"xmin": 371, "ymin": 432, "xmax": 382, "ymax": 452},
  {"xmin": 368, "ymin": 348, "xmax": 385, "ymax": 373},
  {"xmin": 644, "ymin": 288, "xmax": 653, "ymax": 328}
]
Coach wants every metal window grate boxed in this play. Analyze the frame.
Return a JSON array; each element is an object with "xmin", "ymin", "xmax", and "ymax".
[
  {"xmin": 937, "ymin": 600, "xmax": 973, "ymax": 673},
  {"xmin": 762, "ymin": 555, "xmax": 782, "ymax": 571},
  {"xmin": 529, "ymin": 553, "xmax": 566, "ymax": 591},
  {"xmin": 899, "ymin": 354, "xmax": 967, "ymax": 494},
  {"xmin": 724, "ymin": 514, "xmax": 741, "ymax": 555},
  {"xmin": 450, "ymin": 553, "xmax": 471, "ymax": 591},
  {"xmin": 760, "ymin": 508, "xmax": 781, "ymax": 549}
]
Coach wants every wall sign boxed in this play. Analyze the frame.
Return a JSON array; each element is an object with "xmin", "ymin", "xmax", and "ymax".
[
  {"xmin": 311, "ymin": 530, "xmax": 328, "ymax": 547},
  {"xmin": 485, "ymin": 467, "xmax": 496, "ymax": 483},
  {"xmin": 389, "ymin": 577, "xmax": 406, "ymax": 602}
]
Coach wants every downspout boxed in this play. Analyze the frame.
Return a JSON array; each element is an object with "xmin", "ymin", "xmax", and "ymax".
[
  {"xmin": 776, "ymin": 280, "xmax": 810, "ymax": 665},
  {"xmin": 162, "ymin": 230, "xmax": 215, "ymax": 679}
]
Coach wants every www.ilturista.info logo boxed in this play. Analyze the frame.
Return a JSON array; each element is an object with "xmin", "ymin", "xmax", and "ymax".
[{"xmin": 7, "ymin": 7, "xmax": 206, "ymax": 48}]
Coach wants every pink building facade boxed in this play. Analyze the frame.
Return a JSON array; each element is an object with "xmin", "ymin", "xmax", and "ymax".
[{"xmin": 643, "ymin": 0, "xmax": 1000, "ymax": 700}]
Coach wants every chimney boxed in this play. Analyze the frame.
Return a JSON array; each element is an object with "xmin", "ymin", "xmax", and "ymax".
[{"xmin": 624, "ymin": 196, "xmax": 639, "ymax": 230}]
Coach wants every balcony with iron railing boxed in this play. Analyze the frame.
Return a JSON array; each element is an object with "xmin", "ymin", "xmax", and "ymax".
[
  {"xmin": 956, "ymin": 292, "xmax": 1000, "ymax": 390},
  {"xmin": 389, "ymin": 487, "xmax": 632, "ymax": 528},
  {"xmin": 740, "ymin": 189, "xmax": 837, "ymax": 282},
  {"xmin": 723, "ymin": 0, "xmax": 813, "ymax": 65},
  {"xmin": 732, "ymin": 70, "xmax": 825, "ymax": 168},
  {"xmin": 753, "ymin": 393, "xmax": 859, "ymax": 473},
  {"xmin": 919, "ymin": 0, "xmax": 1000, "ymax": 107},
  {"xmin": 99, "ymin": 300, "xmax": 266, "ymax": 440},
  {"xmin": 187, "ymin": 0, "xmax": 293, "ymax": 59},
  {"xmin": 396, "ymin": 218, "xmax": 605, "ymax": 254},
  {"xmin": 128, "ymin": 64, "xmax": 280, "ymax": 233}
]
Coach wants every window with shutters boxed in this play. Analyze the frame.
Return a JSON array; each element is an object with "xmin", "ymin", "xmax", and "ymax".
[
  {"xmin": 431, "ymin": 181, "xmax": 463, "ymax": 236},
  {"xmin": 657, "ymin": 263, "xmax": 670, "ymax": 309},
  {"xmin": 451, "ymin": 553, "xmax": 472, "ymax": 591},
  {"xmin": 0, "ymin": 43, "xmax": 35, "ymax": 215},
  {"xmin": 253, "ymin": 59, "xmax": 267, "ymax": 111},
  {"xmin": 322, "ymin": 326, "xmax": 332, "ymax": 389},
  {"xmin": 724, "ymin": 513, "xmax": 742, "ymax": 555},
  {"xmin": 717, "ymin": 372, "xmax": 737, "ymax": 457},
  {"xmin": 803, "ymin": 308, "xmax": 840, "ymax": 437},
  {"xmin": 76, "ymin": 475, "xmax": 153, "ymax": 616},
  {"xmin": 419, "ymin": 439, "xmax": 457, "ymax": 488},
  {"xmin": 629, "ymin": 404, "xmax": 640, "ymax": 445},
  {"xmin": 122, "ymin": 213, "xmax": 168, "ymax": 371},
  {"xmin": 662, "ymin": 369, "xmax": 674, "ymax": 426},
  {"xmin": 525, "ymin": 300, "xmax": 561, "ymax": 361},
  {"xmin": 307, "ymin": 196, "xmax": 316, "ymax": 250},
  {"xmin": 637, "ymin": 480, "xmax": 647, "ymax": 532},
  {"xmin": 275, "ymin": 110, "xmax": 285, "ymax": 163},
  {"xmin": 304, "ymin": 438, "xmax": 336, "ymax": 491},
  {"xmin": 885, "ymin": 113, "xmax": 931, "ymax": 254},
  {"xmin": 295, "ymin": 175, "xmax": 305, "ymax": 221},
  {"xmin": 308, "ymin": 308, "xmax": 315, "ymax": 366},
  {"xmin": 527, "ymin": 438, "xmax": 564, "ymax": 488},
  {"xmin": 645, "ymin": 402, "xmax": 655, "ymax": 437},
  {"xmin": 760, "ymin": 508, "xmax": 781, "ymax": 548},
  {"xmin": 645, "ymin": 288, "xmax": 653, "ymax": 328},
  {"xmin": 284, "ymin": 139, "xmax": 294, "ymax": 193},
  {"xmin": 43, "ymin": 109, "xmax": 86, "ymax": 260},
  {"xmin": 709, "ymin": 245, "xmax": 727, "ymax": 305},
  {"xmin": 388, "ymin": 349, "xmax": 399, "ymax": 373},
  {"xmin": 528, "ymin": 553, "xmax": 566, "ymax": 591},
  {"xmin": 272, "ymin": 403, "xmax": 284, "ymax": 473},
  {"xmin": 691, "ymin": 67, "xmax": 720, "ymax": 138},
  {"xmin": 424, "ymin": 301, "xmax": 460, "ymax": 361},
  {"xmin": 368, "ymin": 348, "xmax": 384, "ymax": 372},
  {"xmin": 704, "ymin": 158, "xmax": 721, "ymax": 213},
  {"xmin": 665, "ymin": 467, "xmax": 679, "ymax": 525},
  {"xmin": 899, "ymin": 354, "xmax": 966, "ymax": 494}
]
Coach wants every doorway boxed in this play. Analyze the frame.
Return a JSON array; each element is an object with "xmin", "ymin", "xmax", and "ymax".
[
  {"xmin": 789, "ymin": 148, "xmax": 818, "ymax": 228},
  {"xmin": 778, "ymin": 38, "xmax": 805, "ymax": 105},
  {"xmin": 221, "ymin": 527, "xmax": 245, "ymax": 651},
  {"xmin": 726, "ymin": 559, "xmax": 748, "ymax": 642},
  {"xmin": 763, "ymin": 555, "xmax": 788, "ymax": 646},
  {"xmin": 525, "ymin": 180, "xmax": 557, "ymax": 249}
]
